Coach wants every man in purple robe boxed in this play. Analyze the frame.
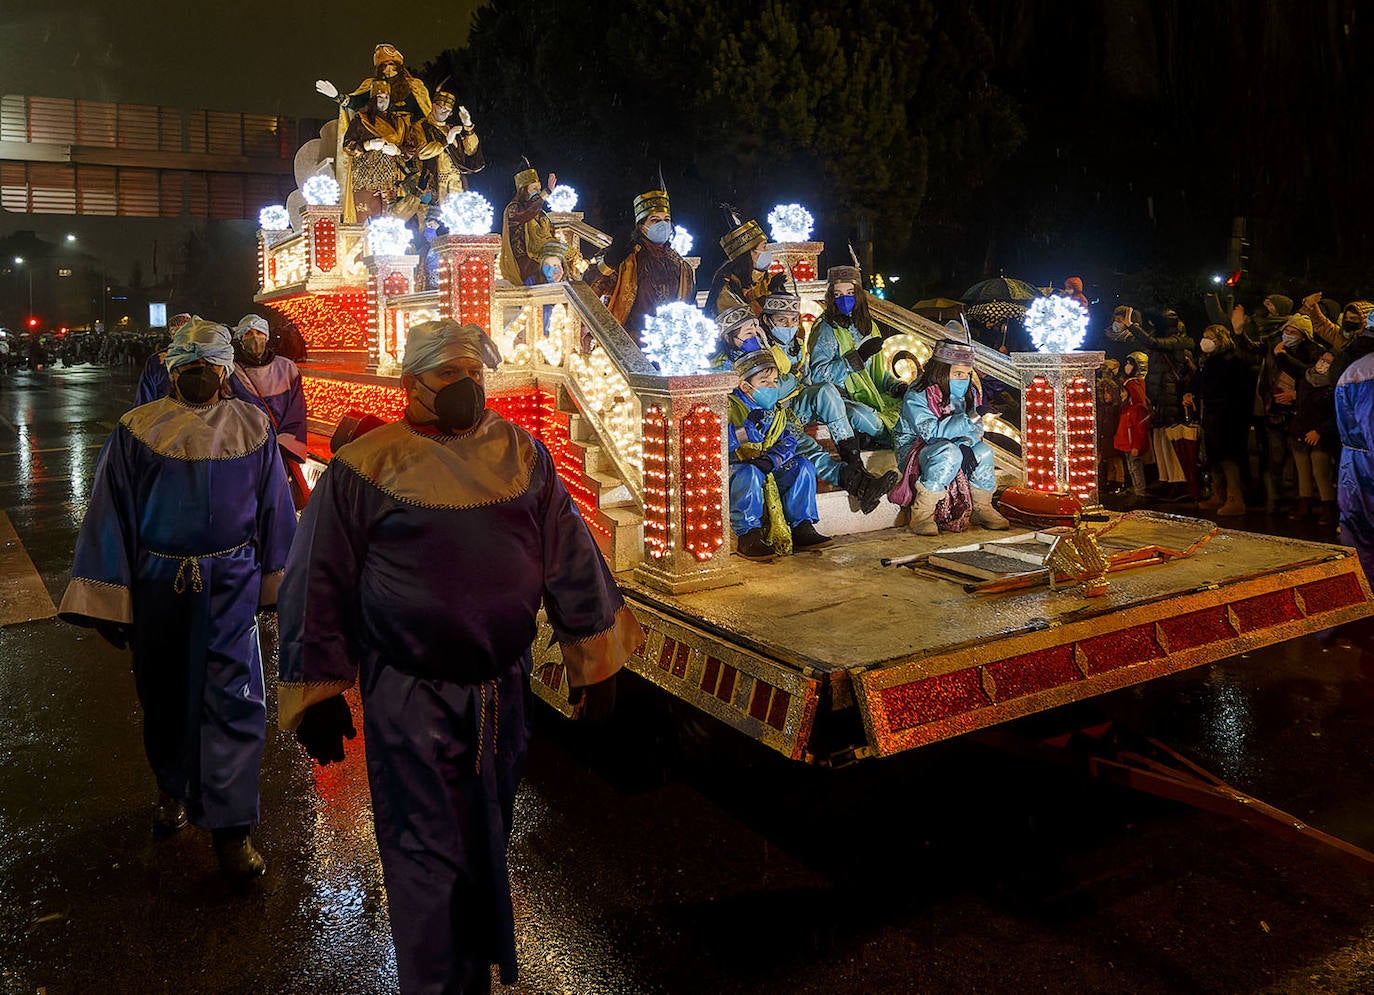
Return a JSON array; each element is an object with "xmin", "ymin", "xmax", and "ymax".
[
  {"xmin": 277, "ymin": 320, "xmax": 644, "ymax": 994},
  {"xmin": 60, "ymin": 318, "xmax": 297, "ymax": 881}
]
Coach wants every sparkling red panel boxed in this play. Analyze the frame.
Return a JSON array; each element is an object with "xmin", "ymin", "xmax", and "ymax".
[
  {"xmin": 680, "ymin": 405, "xmax": 724, "ymax": 562},
  {"xmin": 658, "ymin": 637, "xmax": 676, "ymax": 672},
  {"xmin": 701, "ymin": 655, "xmax": 721, "ymax": 693},
  {"xmin": 458, "ymin": 256, "xmax": 491, "ymax": 332},
  {"xmin": 270, "ymin": 290, "xmax": 369, "ymax": 352},
  {"xmin": 716, "ymin": 666, "xmax": 737, "ymax": 703},
  {"xmin": 383, "ymin": 271, "xmax": 410, "ymax": 296},
  {"xmin": 766, "ymin": 688, "xmax": 790, "ymax": 730},
  {"xmin": 985, "ymin": 644, "xmax": 1079, "ymax": 701},
  {"xmin": 301, "ymin": 376, "xmax": 407, "ymax": 425},
  {"xmin": 1077, "ymin": 624, "xmax": 1165, "ymax": 675},
  {"xmin": 881, "ymin": 669, "xmax": 989, "ymax": 732},
  {"xmin": 1024, "ymin": 376, "xmax": 1056, "ymax": 493},
  {"xmin": 1158, "ymin": 606, "xmax": 1235, "ymax": 652},
  {"xmin": 313, "ymin": 217, "xmax": 337, "ymax": 272},
  {"xmin": 1231, "ymin": 590, "xmax": 1302, "ymax": 633},
  {"xmin": 643, "ymin": 406, "xmax": 670, "ymax": 560},
  {"xmin": 792, "ymin": 259, "xmax": 816, "ymax": 281},
  {"xmin": 672, "ymin": 643, "xmax": 690, "ymax": 678},
  {"xmin": 1298, "ymin": 573, "xmax": 1367, "ymax": 615},
  {"xmin": 749, "ymin": 682, "xmax": 773, "ymax": 722}
]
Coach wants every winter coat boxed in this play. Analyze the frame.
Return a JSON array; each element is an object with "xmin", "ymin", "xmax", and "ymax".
[
  {"xmin": 1135, "ymin": 327, "xmax": 1196, "ymax": 427},
  {"xmin": 1114, "ymin": 377, "xmax": 1151, "ymax": 454},
  {"xmin": 1197, "ymin": 347, "xmax": 1253, "ymax": 464},
  {"xmin": 1257, "ymin": 336, "xmax": 1322, "ymax": 422},
  {"xmin": 1290, "ymin": 371, "xmax": 1339, "ymax": 452},
  {"xmin": 1096, "ymin": 371, "xmax": 1122, "ymax": 451}
]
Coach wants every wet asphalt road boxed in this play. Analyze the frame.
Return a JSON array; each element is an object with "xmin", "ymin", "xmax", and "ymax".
[{"xmin": 3, "ymin": 365, "xmax": 1374, "ymax": 994}]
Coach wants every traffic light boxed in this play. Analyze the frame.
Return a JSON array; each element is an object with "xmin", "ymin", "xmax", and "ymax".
[{"xmin": 26, "ymin": 317, "xmax": 38, "ymax": 329}]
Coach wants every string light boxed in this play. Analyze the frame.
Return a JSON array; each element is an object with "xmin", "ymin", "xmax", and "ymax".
[
  {"xmin": 1025, "ymin": 376, "xmax": 1057, "ymax": 493},
  {"xmin": 259, "ymin": 205, "xmax": 290, "ymax": 231},
  {"xmin": 303, "ymin": 174, "xmax": 341, "ymax": 206},
  {"xmin": 880, "ymin": 333, "xmax": 933, "ymax": 382},
  {"xmin": 1065, "ymin": 376, "xmax": 1098, "ymax": 500},
  {"xmin": 643, "ymin": 406, "xmax": 670, "ymax": 559},
  {"xmin": 671, "ymin": 225, "xmax": 693, "ymax": 257},
  {"xmin": 546, "ymin": 185, "xmax": 578, "ymax": 213},
  {"xmin": 457, "ymin": 256, "xmax": 491, "ymax": 331},
  {"xmin": 681, "ymin": 405, "xmax": 724, "ymax": 561},
  {"xmin": 641, "ymin": 302, "xmax": 717, "ymax": 375},
  {"xmin": 439, "ymin": 192, "xmax": 495, "ymax": 235},
  {"xmin": 366, "ymin": 216, "xmax": 413, "ymax": 256},
  {"xmin": 312, "ymin": 217, "xmax": 338, "ymax": 272},
  {"xmin": 767, "ymin": 203, "xmax": 814, "ymax": 242},
  {"xmin": 271, "ymin": 291, "xmax": 370, "ymax": 352},
  {"xmin": 1025, "ymin": 295, "xmax": 1088, "ymax": 353}
]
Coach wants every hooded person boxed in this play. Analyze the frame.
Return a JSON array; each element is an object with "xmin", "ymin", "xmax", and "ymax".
[
  {"xmin": 58, "ymin": 318, "xmax": 297, "ymax": 881},
  {"xmin": 804, "ymin": 263, "xmax": 902, "ymax": 446},
  {"xmin": 888, "ymin": 339, "xmax": 1008, "ymax": 535},
  {"xmin": 1114, "ymin": 351, "xmax": 1152, "ymax": 501},
  {"xmin": 232, "ymin": 314, "xmax": 310, "ymax": 503},
  {"xmin": 499, "ymin": 163, "xmax": 556, "ymax": 284},
  {"xmin": 1257, "ymin": 312, "xmax": 1324, "ymax": 511},
  {"xmin": 277, "ymin": 319, "xmax": 643, "ymax": 994},
  {"xmin": 1302, "ymin": 292, "xmax": 1374, "ymax": 351},
  {"xmin": 704, "ymin": 211, "xmax": 772, "ymax": 319},
  {"xmin": 584, "ymin": 186, "xmax": 695, "ymax": 347}
]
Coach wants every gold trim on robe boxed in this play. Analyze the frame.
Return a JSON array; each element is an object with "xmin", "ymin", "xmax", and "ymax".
[
  {"xmin": 58, "ymin": 576, "xmax": 133, "ymax": 626},
  {"xmin": 560, "ymin": 604, "xmax": 646, "ymax": 688}
]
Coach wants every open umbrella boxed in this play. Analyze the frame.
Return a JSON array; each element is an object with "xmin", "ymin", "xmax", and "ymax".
[
  {"xmin": 960, "ymin": 276, "xmax": 1042, "ymax": 305},
  {"xmin": 913, "ymin": 297, "xmax": 964, "ymax": 323}
]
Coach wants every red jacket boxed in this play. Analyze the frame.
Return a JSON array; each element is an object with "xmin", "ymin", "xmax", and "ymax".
[{"xmin": 1113, "ymin": 377, "xmax": 1151, "ymax": 454}]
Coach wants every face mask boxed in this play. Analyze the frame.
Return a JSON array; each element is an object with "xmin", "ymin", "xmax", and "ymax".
[
  {"xmin": 1199, "ymin": 338, "xmax": 1216, "ymax": 353},
  {"xmin": 176, "ymin": 366, "xmax": 221, "ymax": 404},
  {"xmin": 644, "ymin": 220, "xmax": 672, "ymax": 245},
  {"xmin": 835, "ymin": 294, "xmax": 856, "ymax": 317},
  {"xmin": 241, "ymin": 334, "xmax": 268, "ymax": 359},
  {"xmin": 736, "ymin": 334, "xmax": 762, "ymax": 354},
  {"xmin": 754, "ymin": 250, "xmax": 773, "ymax": 272},
  {"xmin": 767, "ymin": 322, "xmax": 797, "ymax": 345},
  {"xmin": 1282, "ymin": 331, "xmax": 1300, "ymax": 345},
  {"xmin": 947, "ymin": 377, "xmax": 970, "ymax": 402},
  {"xmin": 541, "ymin": 263, "xmax": 562, "ymax": 282},
  {"xmin": 749, "ymin": 385, "xmax": 779, "ymax": 409},
  {"xmin": 434, "ymin": 377, "xmax": 486, "ymax": 433},
  {"xmin": 375, "ymin": 97, "xmax": 389, "ymax": 113},
  {"xmin": 1315, "ymin": 358, "xmax": 1333, "ymax": 375}
]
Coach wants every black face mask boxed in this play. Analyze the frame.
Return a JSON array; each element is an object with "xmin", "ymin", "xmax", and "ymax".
[
  {"xmin": 176, "ymin": 367, "xmax": 221, "ymax": 404},
  {"xmin": 433, "ymin": 377, "xmax": 485, "ymax": 433}
]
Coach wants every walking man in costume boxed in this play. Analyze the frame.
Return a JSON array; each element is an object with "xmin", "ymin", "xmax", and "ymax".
[
  {"xmin": 59, "ymin": 318, "xmax": 296, "ymax": 880},
  {"xmin": 232, "ymin": 313, "xmax": 311, "ymax": 508},
  {"xmin": 277, "ymin": 320, "xmax": 644, "ymax": 994}
]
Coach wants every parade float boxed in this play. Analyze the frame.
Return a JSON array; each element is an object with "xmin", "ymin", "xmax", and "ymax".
[{"xmin": 253, "ymin": 50, "xmax": 1374, "ymax": 817}]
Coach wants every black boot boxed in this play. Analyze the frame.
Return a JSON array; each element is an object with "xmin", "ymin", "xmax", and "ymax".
[
  {"xmin": 840, "ymin": 461, "xmax": 897, "ymax": 515},
  {"xmin": 213, "ymin": 826, "xmax": 267, "ymax": 882},
  {"xmin": 735, "ymin": 528, "xmax": 776, "ymax": 561},
  {"xmin": 791, "ymin": 520, "xmax": 834, "ymax": 550},
  {"xmin": 834, "ymin": 435, "xmax": 862, "ymax": 466},
  {"xmin": 153, "ymin": 791, "xmax": 188, "ymax": 837}
]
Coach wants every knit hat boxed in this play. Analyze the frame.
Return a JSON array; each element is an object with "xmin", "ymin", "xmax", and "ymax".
[
  {"xmin": 1283, "ymin": 314, "xmax": 1312, "ymax": 337},
  {"xmin": 1265, "ymin": 294, "xmax": 1294, "ymax": 317},
  {"xmin": 1319, "ymin": 298, "xmax": 1342, "ymax": 324},
  {"xmin": 1064, "ymin": 276, "xmax": 1084, "ymax": 293},
  {"xmin": 1347, "ymin": 300, "xmax": 1373, "ymax": 326}
]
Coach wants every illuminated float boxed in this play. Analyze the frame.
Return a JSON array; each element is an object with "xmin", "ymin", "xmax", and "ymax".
[{"xmin": 252, "ymin": 74, "xmax": 1374, "ymax": 802}]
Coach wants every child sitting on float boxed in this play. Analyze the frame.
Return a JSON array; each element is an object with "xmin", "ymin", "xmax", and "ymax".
[
  {"xmin": 727, "ymin": 348, "xmax": 833, "ymax": 560},
  {"xmin": 889, "ymin": 339, "xmax": 1009, "ymax": 535}
]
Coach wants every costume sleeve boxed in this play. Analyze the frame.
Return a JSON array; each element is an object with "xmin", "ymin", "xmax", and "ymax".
[
  {"xmin": 806, "ymin": 321, "xmax": 852, "ymax": 388},
  {"xmin": 897, "ymin": 389, "xmax": 941, "ymax": 446},
  {"xmin": 535, "ymin": 444, "xmax": 644, "ymax": 687},
  {"xmin": 255, "ymin": 429, "xmax": 298, "ymax": 609},
  {"xmin": 584, "ymin": 260, "xmax": 618, "ymax": 298},
  {"xmin": 134, "ymin": 357, "xmax": 167, "ymax": 406},
  {"xmin": 58, "ymin": 428, "xmax": 138, "ymax": 626},
  {"xmin": 276, "ymin": 461, "xmax": 368, "ymax": 729}
]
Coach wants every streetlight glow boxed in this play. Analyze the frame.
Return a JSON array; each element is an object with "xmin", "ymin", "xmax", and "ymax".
[
  {"xmin": 13, "ymin": 257, "xmax": 23, "ymax": 265},
  {"xmin": 65, "ymin": 233, "xmax": 76, "ymax": 243}
]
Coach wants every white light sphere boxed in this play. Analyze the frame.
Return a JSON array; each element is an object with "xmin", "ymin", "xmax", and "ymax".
[
  {"xmin": 670, "ymin": 225, "xmax": 693, "ymax": 257},
  {"xmin": 640, "ymin": 302, "xmax": 717, "ymax": 375},
  {"xmin": 302, "ymin": 174, "xmax": 341, "ymax": 206},
  {"xmin": 546, "ymin": 184, "xmax": 578, "ymax": 213},
  {"xmin": 259, "ymin": 205, "xmax": 291, "ymax": 231},
  {"xmin": 767, "ymin": 203, "xmax": 814, "ymax": 242},
  {"xmin": 366, "ymin": 216, "xmax": 413, "ymax": 256},
  {"xmin": 1025, "ymin": 295, "xmax": 1089, "ymax": 353},
  {"xmin": 439, "ymin": 191, "xmax": 495, "ymax": 235}
]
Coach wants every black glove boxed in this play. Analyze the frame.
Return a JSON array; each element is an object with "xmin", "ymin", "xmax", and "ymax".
[
  {"xmin": 602, "ymin": 230, "xmax": 635, "ymax": 269},
  {"xmin": 295, "ymin": 694, "xmax": 357, "ymax": 765},
  {"xmin": 748, "ymin": 454, "xmax": 775, "ymax": 473},
  {"xmin": 843, "ymin": 350, "xmax": 866, "ymax": 372},
  {"xmin": 568, "ymin": 674, "xmax": 617, "ymax": 723},
  {"xmin": 959, "ymin": 444, "xmax": 979, "ymax": 478},
  {"xmin": 746, "ymin": 407, "xmax": 770, "ymax": 428},
  {"xmin": 856, "ymin": 336, "xmax": 885, "ymax": 361},
  {"xmin": 95, "ymin": 620, "xmax": 131, "ymax": 650}
]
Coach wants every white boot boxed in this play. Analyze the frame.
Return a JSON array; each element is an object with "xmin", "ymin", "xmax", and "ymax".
[
  {"xmin": 971, "ymin": 487, "xmax": 1010, "ymax": 530},
  {"xmin": 907, "ymin": 482, "xmax": 942, "ymax": 536}
]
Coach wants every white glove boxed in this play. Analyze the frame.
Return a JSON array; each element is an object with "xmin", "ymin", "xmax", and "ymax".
[
  {"xmin": 315, "ymin": 79, "xmax": 340, "ymax": 100},
  {"xmin": 458, "ymin": 105, "xmax": 473, "ymax": 129},
  {"xmin": 381, "ymin": 142, "xmax": 400, "ymax": 157},
  {"xmin": 446, "ymin": 125, "xmax": 463, "ymax": 145},
  {"xmin": 364, "ymin": 138, "xmax": 384, "ymax": 151}
]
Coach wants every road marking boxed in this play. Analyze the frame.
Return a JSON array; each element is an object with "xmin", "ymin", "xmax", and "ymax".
[{"xmin": 0, "ymin": 510, "xmax": 57, "ymax": 625}]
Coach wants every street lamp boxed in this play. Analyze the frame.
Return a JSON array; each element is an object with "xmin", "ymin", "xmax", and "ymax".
[
  {"xmin": 12, "ymin": 257, "xmax": 33, "ymax": 317},
  {"xmin": 65, "ymin": 233, "xmax": 76, "ymax": 244}
]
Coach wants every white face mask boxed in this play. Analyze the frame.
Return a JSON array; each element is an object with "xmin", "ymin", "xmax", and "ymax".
[
  {"xmin": 754, "ymin": 250, "xmax": 773, "ymax": 272},
  {"xmin": 1199, "ymin": 338, "xmax": 1216, "ymax": 353}
]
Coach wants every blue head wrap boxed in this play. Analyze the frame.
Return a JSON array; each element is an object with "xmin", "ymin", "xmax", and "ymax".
[
  {"xmin": 402, "ymin": 320, "xmax": 502, "ymax": 377},
  {"xmin": 233, "ymin": 313, "xmax": 270, "ymax": 340},
  {"xmin": 164, "ymin": 317, "xmax": 235, "ymax": 371}
]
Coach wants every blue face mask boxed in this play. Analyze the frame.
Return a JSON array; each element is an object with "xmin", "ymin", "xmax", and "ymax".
[
  {"xmin": 644, "ymin": 220, "xmax": 672, "ymax": 245},
  {"xmin": 767, "ymin": 321, "xmax": 797, "ymax": 345},
  {"xmin": 750, "ymin": 385, "xmax": 779, "ymax": 409},
  {"xmin": 835, "ymin": 294, "xmax": 856, "ymax": 317},
  {"xmin": 948, "ymin": 377, "xmax": 970, "ymax": 401},
  {"xmin": 541, "ymin": 263, "xmax": 562, "ymax": 282},
  {"xmin": 737, "ymin": 335, "xmax": 762, "ymax": 354}
]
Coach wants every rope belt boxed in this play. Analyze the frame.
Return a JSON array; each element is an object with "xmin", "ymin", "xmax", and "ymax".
[
  {"xmin": 147, "ymin": 539, "xmax": 252, "ymax": 594},
  {"xmin": 473, "ymin": 678, "xmax": 501, "ymax": 775}
]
